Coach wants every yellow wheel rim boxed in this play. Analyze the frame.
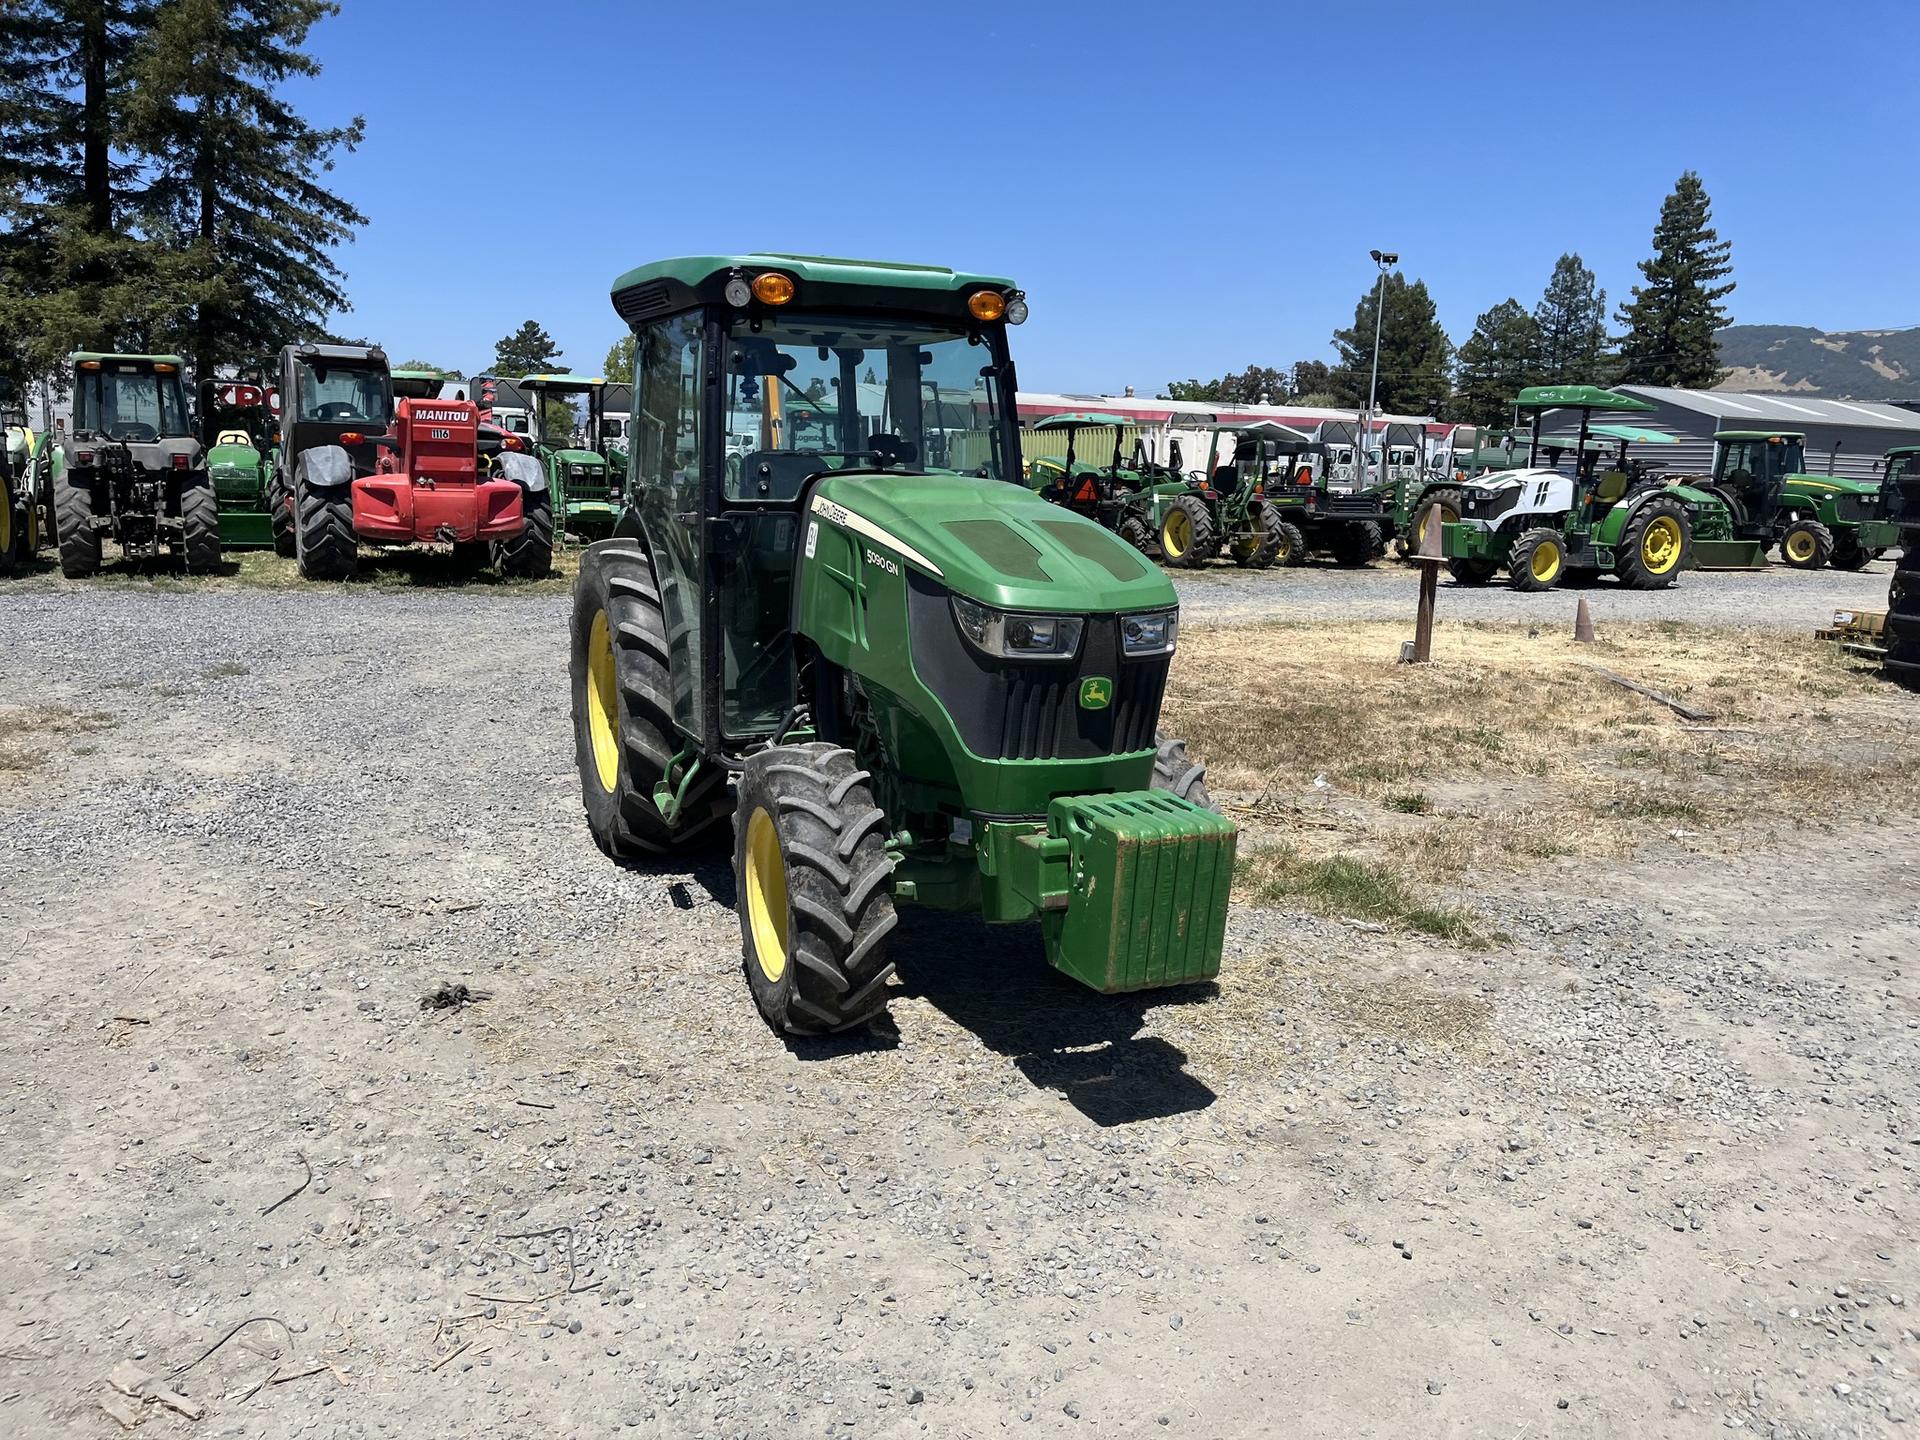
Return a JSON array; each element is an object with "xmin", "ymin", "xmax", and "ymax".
[
  {"xmin": 1531, "ymin": 539, "xmax": 1561, "ymax": 582},
  {"xmin": 1785, "ymin": 530, "xmax": 1815, "ymax": 563},
  {"xmin": 1417, "ymin": 503, "xmax": 1457, "ymax": 548},
  {"xmin": 585, "ymin": 609, "xmax": 620, "ymax": 793},
  {"xmin": 744, "ymin": 807, "xmax": 789, "ymax": 983},
  {"xmin": 1641, "ymin": 516, "xmax": 1682, "ymax": 574},
  {"xmin": 1162, "ymin": 509, "xmax": 1191, "ymax": 559},
  {"xmin": 1230, "ymin": 511, "xmax": 1263, "ymax": 561}
]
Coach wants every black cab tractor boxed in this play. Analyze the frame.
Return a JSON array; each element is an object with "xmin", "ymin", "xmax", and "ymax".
[
  {"xmin": 569, "ymin": 254, "xmax": 1234, "ymax": 1036},
  {"xmin": 1702, "ymin": 430, "xmax": 1900, "ymax": 571},
  {"xmin": 49, "ymin": 352, "xmax": 220, "ymax": 577},
  {"xmin": 1882, "ymin": 445, "xmax": 1920, "ymax": 689},
  {"xmin": 1260, "ymin": 434, "xmax": 1385, "ymax": 566}
]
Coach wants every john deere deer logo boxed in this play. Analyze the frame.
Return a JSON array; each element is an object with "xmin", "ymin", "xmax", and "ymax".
[{"xmin": 1079, "ymin": 677, "xmax": 1112, "ymax": 711}]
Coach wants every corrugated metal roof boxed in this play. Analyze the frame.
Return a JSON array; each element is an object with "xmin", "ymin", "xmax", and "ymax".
[{"xmin": 1620, "ymin": 386, "xmax": 1920, "ymax": 430}]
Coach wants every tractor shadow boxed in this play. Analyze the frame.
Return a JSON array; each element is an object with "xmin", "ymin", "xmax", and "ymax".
[{"xmin": 889, "ymin": 909, "xmax": 1218, "ymax": 1127}]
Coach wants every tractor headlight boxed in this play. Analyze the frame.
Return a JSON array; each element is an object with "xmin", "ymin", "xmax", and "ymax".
[
  {"xmin": 950, "ymin": 595, "xmax": 1083, "ymax": 660},
  {"xmin": 1005, "ymin": 292, "xmax": 1029, "ymax": 325},
  {"xmin": 1120, "ymin": 609, "xmax": 1178, "ymax": 657}
]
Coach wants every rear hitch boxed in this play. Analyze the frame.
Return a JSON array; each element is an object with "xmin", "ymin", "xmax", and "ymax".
[{"xmin": 433, "ymin": 523, "xmax": 457, "ymax": 542}]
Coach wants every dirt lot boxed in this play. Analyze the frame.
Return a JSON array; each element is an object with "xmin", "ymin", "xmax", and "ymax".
[{"xmin": 1, "ymin": 560, "xmax": 1916, "ymax": 1439}]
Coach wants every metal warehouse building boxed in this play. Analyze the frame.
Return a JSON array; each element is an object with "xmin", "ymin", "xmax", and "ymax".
[{"xmin": 1617, "ymin": 386, "xmax": 1920, "ymax": 483}]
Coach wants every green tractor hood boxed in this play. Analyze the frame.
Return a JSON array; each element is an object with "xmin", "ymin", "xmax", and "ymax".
[{"xmin": 809, "ymin": 470, "xmax": 1174, "ymax": 613}]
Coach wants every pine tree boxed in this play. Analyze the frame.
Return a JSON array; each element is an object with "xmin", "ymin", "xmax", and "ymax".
[
  {"xmin": 1533, "ymin": 253, "xmax": 1610, "ymax": 385},
  {"xmin": 1452, "ymin": 298, "xmax": 1540, "ymax": 426},
  {"xmin": 493, "ymin": 321, "xmax": 564, "ymax": 377},
  {"xmin": 1328, "ymin": 273, "xmax": 1454, "ymax": 416},
  {"xmin": 602, "ymin": 334, "xmax": 635, "ymax": 383},
  {"xmin": 1615, "ymin": 172, "xmax": 1736, "ymax": 388},
  {"xmin": 126, "ymin": 0, "xmax": 366, "ymax": 383}
]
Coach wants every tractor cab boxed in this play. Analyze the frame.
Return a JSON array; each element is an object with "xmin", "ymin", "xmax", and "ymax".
[
  {"xmin": 519, "ymin": 373, "xmax": 621, "ymax": 540},
  {"xmin": 277, "ymin": 344, "xmax": 394, "ymax": 483},
  {"xmin": 1709, "ymin": 429, "xmax": 1897, "ymax": 570},
  {"xmin": 1708, "ymin": 430, "xmax": 1801, "ymax": 530}
]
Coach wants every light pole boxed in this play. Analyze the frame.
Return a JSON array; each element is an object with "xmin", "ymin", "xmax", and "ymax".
[{"xmin": 1364, "ymin": 248, "xmax": 1398, "ymax": 489}]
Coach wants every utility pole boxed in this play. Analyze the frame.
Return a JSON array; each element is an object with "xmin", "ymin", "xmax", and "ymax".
[{"xmin": 1364, "ymin": 248, "xmax": 1398, "ymax": 491}]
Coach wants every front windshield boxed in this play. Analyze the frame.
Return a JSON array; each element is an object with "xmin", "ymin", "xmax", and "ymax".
[
  {"xmin": 1774, "ymin": 438, "xmax": 1806, "ymax": 473},
  {"xmin": 76, "ymin": 365, "xmax": 191, "ymax": 440},
  {"xmin": 295, "ymin": 361, "xmax": 391, "ymax": 426},
  {"xmin": 723, "ymin": 314, "xmax": 1010, "ymax": 499}
]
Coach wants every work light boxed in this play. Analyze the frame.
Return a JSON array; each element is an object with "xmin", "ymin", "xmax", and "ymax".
[
  {"xmin": 1121, "ymin": 610, "xmax": 1178, "ymax": 656},
  {"xmin": 723, "ymin": 275, "xmax": 753, "ymax": 307},
  {"xmin": 951, "ymin": 595, "xmax": 1083, "ymax": 660},
  {"xmin": 1005, "ymin": 293, "xmax": 1029, "ymax": 325}
]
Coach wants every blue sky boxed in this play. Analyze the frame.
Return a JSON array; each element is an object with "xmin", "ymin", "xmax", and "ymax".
[{"xmin": 299, "ymin": 0, "xmax": 1920, "ymax": 392}]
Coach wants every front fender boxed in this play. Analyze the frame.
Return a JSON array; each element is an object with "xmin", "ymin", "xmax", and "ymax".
[
  {"xmin": 495, "ymin": 450, "xmax": 546, "ymax": 493},
  {"xmin": 296, "ymin": 443, "xmax": 353, "ymax": 490}
]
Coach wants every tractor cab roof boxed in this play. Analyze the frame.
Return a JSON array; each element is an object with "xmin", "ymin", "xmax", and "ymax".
[
  {"xmin": 1032, "ymin": 412, "xmax": 1130, "ymax": 432},
  {"xmin": 71, "ymin": 351, "xmax": 187, "ymax": 369},
  {"xmin": 1202, "ymin": 418, "xmax": 1315, "ymax": 443},
  {"xmin": 1515, "ymin": 384, "xmax": 1656, "ymax": 413},
  {"xmin": 1547, "ymin": 423, "xmax": 1675, "ymax": 446},
  {"xmin": 286, "ymin": 342, "xmax": 386, "ymax": 365},
  {"xmin": 1714, "ymin": 429, "xmax": 1806, "ymax": 442},
  {"xmin": 517, "ymin": 373, "xmax": 606, "ymax": 394},
  {"xmin": 1886, "ymin": 444, "xmax": 1920, "ymax": 458},
  {"xmin": 612, "ymin": 253, "xmax": 1018, "ymax": 327},
  {"xmin": 390, "ymin": 368, "xmax": 445, "ymax": 381}
]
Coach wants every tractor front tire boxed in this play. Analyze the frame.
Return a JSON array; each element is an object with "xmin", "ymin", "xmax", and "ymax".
[
  {"xmin": 1828, "ymin": 535, "xmax": 1875, "ymax": 571},
  {"xmin": 1507, "ymin": 527, "xmax": 1565, "ymax": 592},
  {"xmin": 1159, "ymin": 495, "xmax": 1215, "ymax": 569},
  {"xmin": 1231, "ymin": 501, "xmax": 1285, "ymax": 568},
  {"xmin": 1152, "ymin": 733, "xmax": 1219, "ymax": 813},
  {"xmin": 1403, "ymin": 487, "xmax": 1464, "ymax": 558},
  {"xmin": 55, "ymin": 474, "xmax": 100, "ymax": 578},
  {"xmin": 180, "ymin": 483, "xmax": 221, "ymax": 574},
  {"xmin": 1616, "ymin": 496, "xmax": 1691, "ymax": 590},
  {"xmin": 496, "ymin": 493, "xmax": 555, "ymax": 579},
  {"xmin": 569, "ymin": 540, "xmax": 730, "ymax": 860},
  {"xmin": 1780, "ymin": 518, "xmax": 1833, "ymax": 571},
  {"xmin": 268, "ymin": 471, "xmax": 296, "ymax": 557},
  {"xmin": 734, "ymin": 742, "xmax": 898, "ymax": 1035},
  {"xmin": 294, "ymin": 476, "xmax": 357, "ymax": 581},
  {"xmin": 1448, "ymin": 557, "xmax": 1498, "ymax": 586},
  {"xmin": 1115, "ymin": 512, "xmax": 1156, "ymax": 558},
  {"xmin": 0, "ymin": 469, "xmax": 18, "ymax": 576},
  {"xmin": 1329, "ymin": 520, "xmax": 1380, "ymax": 568},
  {"xmin": 1273, "ymin": 518, "xmax": 1307, "ymax": 567}
]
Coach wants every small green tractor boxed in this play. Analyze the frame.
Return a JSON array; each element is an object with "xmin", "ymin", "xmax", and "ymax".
[
  {"xmin": 1441, "ymin": 385, "xmax": 1748, "ymax": 591},
  {"xmin": 1027, "ymin": 412, "xmax": 1179, "ymax": 556},
  {"xmin": 198, "ymin": 377, "xmax": 278, "ymax": 549},
  {"xmin": 50, "ymin": 353, "xmax": 220, "ymax": 577},
  {"xmin": 1166, "ymin": 419, "xmax": 1301, "ymax": 568},
  {"xmin": 2, "ymin": 382, "xmax": 49, "ymax": 574},
  {"xmin": 569, "ymin": 254, "xmax": 1235, "ymax": 1035},
  {"xmin": 1881, "ymin": 445, "xmax": 1920, "ymax": 689},
  {"xmin": 1700, "ymin": 430, "xmax": 1899, "ymax": 571},
  {"xmin": 518, "ymin": 373, "xmax": 622, "ymax": 542}
]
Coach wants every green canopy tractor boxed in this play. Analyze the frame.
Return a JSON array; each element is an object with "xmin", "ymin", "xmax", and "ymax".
[
  {"xmin": 568, "ymin": 254, "xmax": 1234, "ymax": 1035},
  {"xmin": 49, "ymin": 353, "xmax": 220, "ymax": 577},
  {"xmin": 1702, "ymin": 430, "xmax": 1899, "ymax": 571},
  {"xmin": 1027, "ymin": 412, "xmax": 1186, "ymax": 558},
  {"xmin": 1881, "ymin": 445, "xmax": 1920, "ymax": 689},
  {"xmin": 198, "ymin": 377, "xmax": 278, "ymax": 549},
  {"xmin": 1441, "ymin": 385, "xmax": 1747, "ymax": 590},
  {"xmin": 519, "ymin": 373, "xmax": 621, "ymax": 542},
  {"xmin": 1173, "ymin": 419, "xmax": 1302, "ymax": 568}
]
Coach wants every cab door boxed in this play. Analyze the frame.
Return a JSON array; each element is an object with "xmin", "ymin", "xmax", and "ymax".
[{"xmin": 633, "ymin": 311, "xmax": 711, "ymax": 746}]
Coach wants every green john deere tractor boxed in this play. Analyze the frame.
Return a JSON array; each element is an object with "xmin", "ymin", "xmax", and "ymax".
[
  {"xmin": 1701, "ymin": 430, "xmax": 1900, "ymax": 571},
  {"xmin": 1441, "ymin": 385, "xmax": 1749, "ymax": 590},
  {"xmin": 1881, "ymin": 445, "xmax": 1920, "ymax": 689},
  {"xmin": 1169, "ymin": 419, "xmax": 1300, "ymax": 568},
  {"xmin": 198, "ymin": 377, "xmax": 278, "ymax": 548},
  {"xmin": 568, "ymin": 254, "xmax": 1235, "ymax": 1035},
  {"xmin": 1028, "ymin": 412, "xmax": 1180, "ymax": 558},
  {"xmin": 50, "ymin": 353, "xmax": 220, "ymax": 576},
  {"xmin": 2, "ymin": 381, "xmax": 50, "ymax": 574},
  {"xmin": 519, "ymin": 373, "xmax": 621, "ymax": 542}
]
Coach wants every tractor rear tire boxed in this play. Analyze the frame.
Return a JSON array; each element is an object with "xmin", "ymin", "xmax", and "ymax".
[
  {"xmin": 1231, "ymin": 502, "xmax": 1285, "ymax": 568},
  {"xmin": 294, "ymin": 477, "xmax": 357, "ymax": 581},
  {"xmin": 1152, "ymin": 733, "xmax": 1219, "ymax": 813},
  {"xmin": 1828, "ymin": 535, "xmax": 1874, "ymax": 571},
  {"xmin": 496, "ymin": 494, "xmax": 555, "ymax": 579},
  {"xmin": 1116, "ymin": 512, "xmax": 1156, "ymax": 558},
  {"xmin": 55, "ymin": 474, "xmax": 100, "ymax": 578},
  {"xmin": 0, "ymin": 469, "xmax": 18, "ymax": 576},
  {"xmin": 1272, "ymin": 518, "xmax": 1307, "ymax": 567},
  {"xmin": 570, "ymin": 540, "xmax": 731, "ymax": 860},
  {"xmin": 1448, "ymin": 557, "xmax": 1497, "ymax": 586},
  {"xmin": 180, "ymin": 482, "xmax": 220, "ymax": 575},
  {"xmin": 1403, "ymin": 487, "xmax": 1464, "ymax": 558},
  {"xmin": 734, "ymin": 742, "xmax": 898, "ymax": 1035},
  {"xmin": 1507, "ymin": 527, "xmax": 1566, "ymax": 592},
  {"xmin": 1780, "ymin": 518, "xmax": 1833, "ymax": 571},
  {"xmin": 268, "ymin": 471, "xmax": 295, "ymax": 557},
  {"xmin": 1159, "ymin": 495, "xmax": 1214, "ymax": 569},
  {"xmin": 1329, "ymin": 520, "xmax": 1380, "ymax": 568},
  {"xmin": 1616, "ymin": 496, "xmax": 1691, "ymax": 590}
]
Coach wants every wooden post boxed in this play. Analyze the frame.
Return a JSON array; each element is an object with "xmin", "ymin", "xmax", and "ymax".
[{"xmin": 1406, "ymin": 504, "xmax": 1444, "ymax": 663}]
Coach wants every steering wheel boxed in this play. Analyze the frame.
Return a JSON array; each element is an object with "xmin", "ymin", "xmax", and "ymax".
[
  {"xmin": 110, "ymin": 422, "xmax": 158, "ymax": 442},
  {"xmin": 312, "ymin": 402, "xmax": 361, "ymax": 421}
]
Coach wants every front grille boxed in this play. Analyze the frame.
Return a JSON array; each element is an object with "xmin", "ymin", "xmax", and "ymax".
[
  {"xmin": 1832, "ymin": 492, "xmax": 1881, "ymax": 525},
  {"xmin": 907, "ymin": 573, "xmax": 1167, "ymax": 761},
  {"xmin": 1322, "ymin": 491, "xmax": 1387, "ymax": 518}
]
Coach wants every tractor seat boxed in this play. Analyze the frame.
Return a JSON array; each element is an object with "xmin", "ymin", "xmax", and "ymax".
[
  {"xmin": 1592, "ymin": 469, "xmax": 1630, "ymax": 504},
  {"xmin": 216, "ymin": 428, "xmax": 254, "ymax": 447},
  {"xmin": 1212, "ymin": 465, "xmax": 1239, "ymax": 495}
]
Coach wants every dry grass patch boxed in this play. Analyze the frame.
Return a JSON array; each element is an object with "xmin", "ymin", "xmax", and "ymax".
[
  {"xmin": 1164, "ymin": 618, "xmax": 1919, "ymax": 937},
  {"xmin": 0, "ymin": 705, "xmax": 118, "ymax": 779}
]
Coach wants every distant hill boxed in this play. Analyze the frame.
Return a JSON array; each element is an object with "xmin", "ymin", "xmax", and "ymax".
[{"xmin": 1714, "ymin": 324, "xmax": 1920, "ymax": 399}]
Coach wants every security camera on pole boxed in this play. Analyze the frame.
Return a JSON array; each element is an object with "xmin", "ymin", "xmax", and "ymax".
[{"xmin": 1365, "ymin": 249, "xmax": 1397, "ymax": 492}]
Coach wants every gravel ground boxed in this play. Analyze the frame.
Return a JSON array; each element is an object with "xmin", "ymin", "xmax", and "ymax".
[
  {"xmin": 1, "ymin": 582, "xmax": 1915, "ymax": 1439},
  {"xmin": 1171, "ymin": 554, "xmax": 1899, "ymax": 631}
]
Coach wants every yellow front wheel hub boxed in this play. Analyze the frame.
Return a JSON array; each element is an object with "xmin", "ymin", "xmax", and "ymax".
[
  {"xmin": 1785, "ymin": 531, "xmax": 1815, "ymax": 563},
  {"xmin": 1418, "ymin": 504, "xmax": 1458, "ymax": 549},
  {"xmin": 585, "ymin": 609, "xmax": 620, "ymax": 793},
  {"xmin": 1162, "ymin": 509, "xmax": 1191, "ymax": 559},
  {"xmin": 1531, "ymin": 539, "xmax": 1562, "ymax": 582},
  {"xmin": 1641, "ymin": 516, "xmax": 1682, "ymax": 574},
  {"xmin": 743, "ymin": 808, "xmax": 790, "ymax": 983}
]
